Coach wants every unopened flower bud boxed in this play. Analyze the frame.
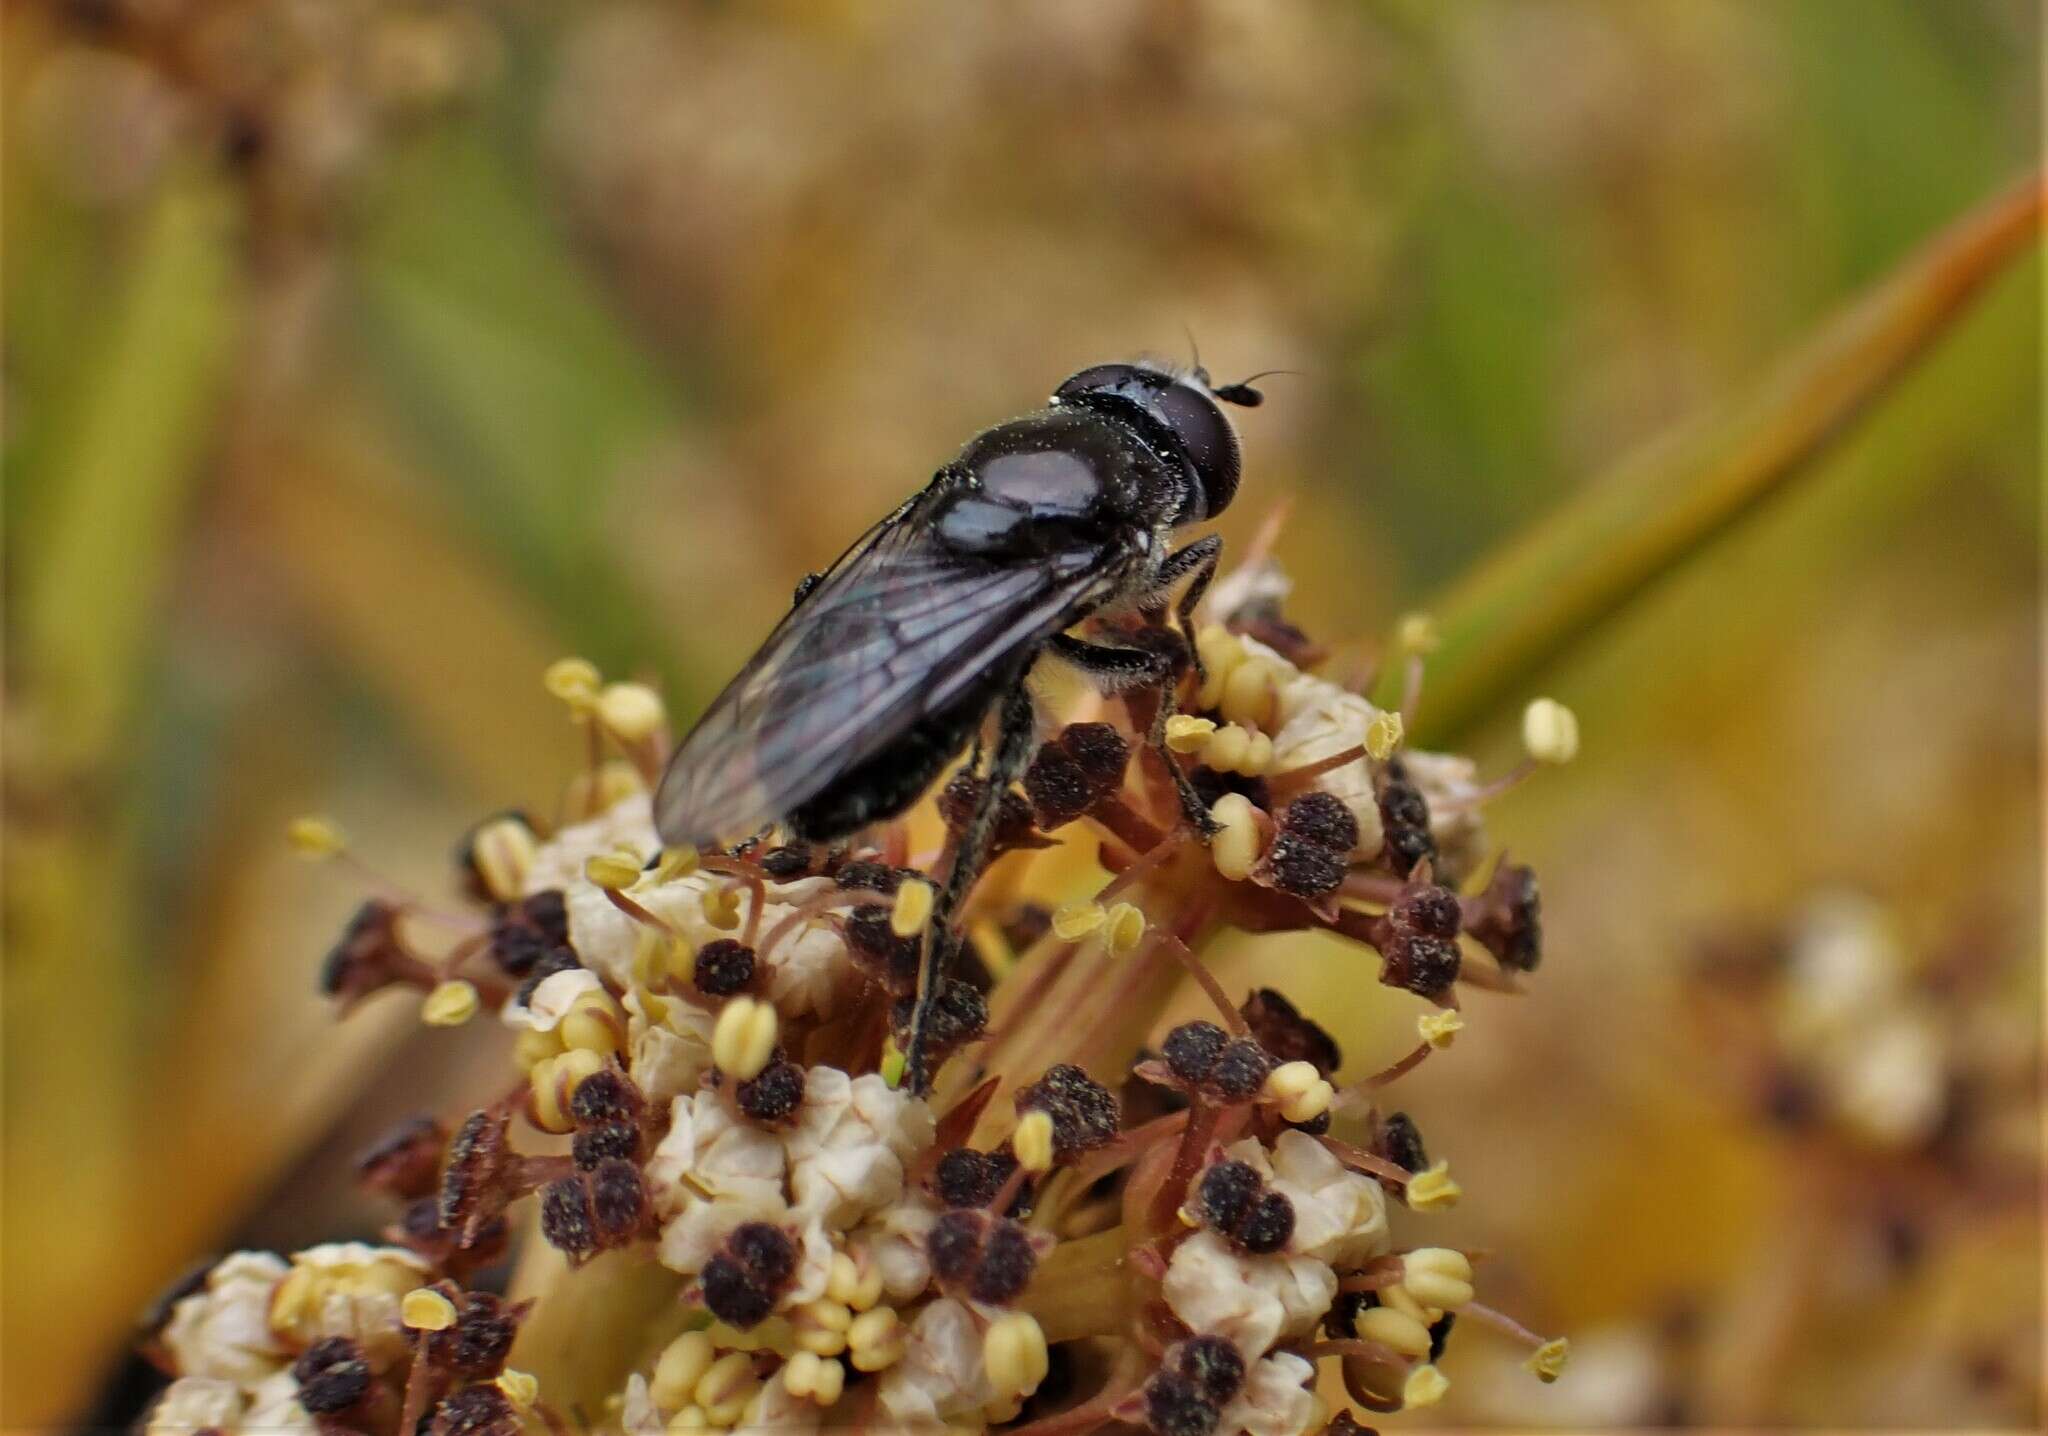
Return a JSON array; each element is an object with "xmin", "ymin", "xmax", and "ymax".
[
  {"xmin": 1209, "ymin": 793, "xmax": 1264, "ymax": 881},
  {"xmin": 983, "ymin": 1312, "xmax": 1050, "ymax": 1400},
  {"xmin": 847, "ymin": 1306, "xmax": 904, "ymax": 1371},
  {"xmin": 650, "ymin": 1332, "xmax": 715, "ymax": 1410}
]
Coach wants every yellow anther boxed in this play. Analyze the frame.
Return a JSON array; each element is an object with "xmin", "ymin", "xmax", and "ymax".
[
  {"xmin": 1242, "ymin": 730, "xmax": 1275, "ymax": 775},
  {"xmin": 1103, "ymin": 901, "xmax": 1147, "ymax": 956},
  {"xmin": 544, "ymin": 657, "xmax": 602, "ymax": 707},
  {"xmin": 846, "ymin": 1307, "xmax": 904, "ymax": 1372},
  {"xmin": 585, "ymin": 848, "xmax": 645, "ymax": 891},
  {"xmin": 401, "ymin": 1287, "xmax": 458, "ymax": 1331},
  {"xmin": 1381, "ymin": 1282, "xmax": 1430, "ymax": 1326},
  {"xmin": 469, "ymin": 816, "xmax": 538, "ymax": 902},
  {"xmin": 1402, "ymin": 1363, "xmax": 1450, "ymax": 1408},
  {"xmin": 593, "ymin": 759, "xmax": 645, "ymax": 806},
  {"xmin": 495, "ymin": 1369, "xmax": 539, "ymax": 1410},
  {"xmin": 665, "ymin": 1407, "xmax": 711, "ymax": 1436},
  {"xmin": 1195, "ymin": 625, "xmax": 1246, "ymax": 709},
  {"xmin": 513, "ymin": 1025, "xmax": 564, "ymax": 1072},
  {"xmin": 1263, "ymin": 1060, "xmax": 1333, "ymax": 1124},
  {"xmin": 1354, "ymin": 1304, "xmax": 1431, "ymax": 1359},
  {"xmin": 890, "ymin": 879, "xmax": 934, "ymax": 938},
  {"xmin": 1219, "ymin": 657, "xmax": 1277, "ymax": 730},
  {"xmin": 1524, "ymin": 1337, "xmax": 1570, "ymax": 1383},
  {"xmin": 1204, "ymin": 723, "xmax": 1250, "ymax": 774},
  {"xmin": 879, "ymin": 1040, "xmax": 906, "ymax": 1090},
  {"xmin": 1418, "ymin": 1010, "xmax": 1464, "ymax": 1049},
  {"xmin": 1405, "ymin": 1159, "xmax": 1462, "ymax": 1211},
  {"xmin": 781, "ymin": 1351, "xmax": 845, "ymax": 1406},
  {"xmin": 530, "ymin": 1047, "xmax": 607, "ymax": 1133},
  {"xmin": 712, "ymin": 996, "xmax": 779, "ymax": 1080},
  {"xmin": 1209, "ymin": 793, "xmax": 1264, "ymax": 881},
  {"xmin": 982, "ymin": 1312, "xmax": 1050, "ymax": 1400},
  {"xmin": 1396, "ymin": 612, "xmax": 1440, "ymax": 655},
  {"xmin": 1365, "ymin": 710, "xmax": 1405, "ymax": 762},
  {"xmin": 1013, "ymin": 1109, "xmax": 1057, "ymax": 1174},
  {"xmin": 650, "ymin": 1331, "xmax": 716, "ymax": 1411},
  {"xmin": 1401, "ymin": 1248, "xmax": 1475, "ymax": 1311},
  {"xmin": 561, "ymin": 988, "xmax": 628, "ymax": 1057},
  {"xmin": 700, "ymin": 884, "xmax": 743, "ymax": 931},
  {"xmin": 983, "ymin": 1395, "xmax": 1025, "ymax": 1424},
  {"xmin": 287, "ymin": 815, "xmax": 346, "ymax": 859},
  {"xmin": 652, "ymin": 845, "xmax": 701, "ymax": 882},
  {"xmin": 1521, "ymin": 697, "xmax": 1580, "ymax": 765},
  {"xmin": 1164, "ymin": 714, "xmax": 1218, "ymax": 753},
  {"xmin": 421, "ymin": 980, "xmax": 480, "ymax": 1028},
  {"xmin": 825, "ymin": 1253, "xmax": 862, "ymax": 1307},
  {"xmin": 693, "ymin": 1352, "xmax": 759, "ymax": 1426},
  {"xmin": 849, "ymin": 1257, "xmax": 885, "ymax": 1311},
  {"xmin": 633, "ymin": 927, "xmax": 694, "ymax": 989},
  {"xmin": 597, "ymin": 681, "xmax": 667, "ymax": 742},
  {"xmin": 1051, "ymin": 902, "xmax": 1107, "ymax": 942},
  {"xmin": 791, "ymin": 1298, "xmax": 852, "ymax": 1356}
]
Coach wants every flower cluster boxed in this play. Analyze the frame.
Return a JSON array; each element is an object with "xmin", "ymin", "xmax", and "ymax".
[{"xmin": 144, "ymin": 565, "xmax": 1574, "ymax": 1435}]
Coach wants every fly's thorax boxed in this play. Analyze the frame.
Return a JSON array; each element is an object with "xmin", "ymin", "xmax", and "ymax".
[{"xmin": 938, "ymin": 407, "xmax": 1181, "ymax": 558}]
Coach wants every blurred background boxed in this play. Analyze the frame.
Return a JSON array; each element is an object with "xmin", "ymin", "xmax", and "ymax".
[{"xmin": 2, "ymin": 0, "xmax": 2039, "ymax": 1428}]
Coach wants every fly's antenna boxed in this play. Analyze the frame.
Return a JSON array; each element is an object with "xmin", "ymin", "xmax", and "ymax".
[
  {"xmin": 1213, "ymin": 369, "xmax": 1299, "ymax": 407},
  {"xmin": 1183, "ymin": 323, "xmax": 1210, "ymax": 387}
]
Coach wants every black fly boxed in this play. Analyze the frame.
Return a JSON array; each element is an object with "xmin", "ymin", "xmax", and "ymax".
[{"xmin": 654, "ymin": 360, "xmax": 1262, "ymax": 1089}]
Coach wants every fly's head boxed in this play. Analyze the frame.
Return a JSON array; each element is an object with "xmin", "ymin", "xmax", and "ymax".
[{"xmin": 1052, "ymin": 360, "xmax": 1262, "ymax": 526}]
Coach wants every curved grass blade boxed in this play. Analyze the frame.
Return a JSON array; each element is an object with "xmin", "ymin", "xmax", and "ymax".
[{"xmin": 1400, "ymin": 168, "xmax": 2044, "ymax": 742}]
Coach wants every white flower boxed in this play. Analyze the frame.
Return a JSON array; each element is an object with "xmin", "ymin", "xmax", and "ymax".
[
  {"xmin": 269, "ymin": 1243, "xmax": 433, "ymax": 1367},
  {"xmin": 850, "ymin": 1194, "xmax": 939, "ymax": 1303},
  {"xmin": 619, "ymin": 1373, "xmax": 665, "ymax": 1435},
  {"xmin": 876, "ymin": 1298, "xmax": 995, "ymax": 1425},
  {"xmin": 1257, "ymin": 1130, "xmax": 1389, "ymax": 1267},
  {"xmin": 1269, "ymin": 672, "xmax": 1388, "ymax": 860},
  {"xmin": 160, "ymin": 1251, "xmax": 290, "ymax": 1385},
  {"xmin": 522, "ymin": 793, "xmax": 660, "ymax": 894},
  {"xmin": 646, "ymin": 1091, "xmax": 789, "ymax": 1219},
  {"xmin": 240, "ymin": 1368, "xmax": 314, "ymax": 1433},
  {"xmin": 147, "ymin": 1378, "xmax": 247, "ymax": 1436},
  {"xmin": 502, "ymin": 967, "xmax": 606, "ymax": 1031},
  {"xmin": 1162, "ymin": 1231, "xmax": 1336, "ymax": 1357},
  {"xmin": 785, "ymin": 1068, "xmax": 935, "ymax": 1227},
  {"xmin": 1217, "ymin": 1352, "xmax": 1320, "ymax": 1436},
  {"xmin": 623, "ymin": 988, "xmax": 715, "ymax": 1104}
]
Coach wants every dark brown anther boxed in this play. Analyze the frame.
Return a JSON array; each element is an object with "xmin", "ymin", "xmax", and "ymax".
[
  {"xmin": 1467, "ymin": 861, "xmax": 1542, "ymax": 971},
  {"xmin": 538, "ymin": 1177, "xmax": 597, "ymax": 1260},
  {"xmin": 846, "ymin": 908, "xmax": 922, "ymax": 992},
  {"xmin": 1143, "ymin": 1370, "xmax": 1221, "ymax": 1436},
  {"xmin": 589, "ymin": 1158, "xmax": 649, "ymax": 1242},
  {"xmin": 1324, "ymin": 1288, "xmax": 1378, "ymax": 1341},
  {"xmin": 1172, "ymin": 1335, "xmax": 1247, "ymax": 1405},
  {"xmin": 514, "ymin": 948, "xmax": 582, "ymax": 1008},
  {"xmin": 294, "ymin": 1336, "xmax": 373, "ymax": 1415},
  {"xmin": 890, "ymin": 980, "xmax": 988, "ymax": 1061},
  {"xmin": 427, "ymin": 1384, "xmax": 520, "ymax": 1436},
  {"xmin": 411, "ymin": 1290, "xmax": 530, "ymax": 1380},
  {"xmin": 701, "ymin": 1221, "xmax": 798, "ymax": 1329},
  {"xmin": 1279, "ymin": 791, "xmax": 1360, "ymax": 853},
  {"xmin": 933, "ymin": 1147, "xmax": 1026, "ymax": 1213},
  {"xmin": 320, "ymin": 899, "xmax": 434, "ymax": 1004},
  {"xmin": 1161, "ymin": 1021, "xmax": 1230, "ymax": 1084},
  {"xmin": 736, "ymin": 1059, "xmax": 807, "ymax": 1125},
  {"xmin": 1375, "ymin": 1111, "xmax": 1428, "ymax": 1194},
  {"xmin": 572, "ymin": 1120, "xmax": 642, "ymax": 1170},
  {"xmin": 1320, "ymin": 1411, "xmax": 1379, "ymax": 1436},
  {"xmin": 569, "ymin": 1068, "xmax": 644, "ymax": 1126},
  {"xmin": 693, "ymin": 939, "xmax": 756, "ymax": 997},
  {"xmin": 926, "ymin": 1208, "xmax": 1039, "ymax": 1305},
  {"xmin": 941, "ymin": 772, "xmax": 1043, "ymax": 849},
  {"xmin": 1376, "ymin": 759, "xmax": 1436, "ymax": 877},
  {"xmin": 438, "ymin": 1110, "xmax": 512, "ymax": 1239},
  {"xmin": 1205, "ymin": 1039, "xmax": 1275, "ymax": 1102},
  {"xmin": 759, "ymin": 843, "xmax": 815, "ymax": 879},
  {"xmin": 835, "ymin": 861, "xmax": 905, "ymax": 894},
  {"xmin": 489, "ymin": 891, "xmax": 571, "ymax": 980},
  {"xmin": 1192, "ymin": 1157, "xmax": 1294, "ymax": 1254},
  {"xmin": 1015, "ymin": 1063, "xmax": 1120, "ymax": 1158},
  {"xmin": 1060, "ymin": 722, "xmax": 1131, "ymax": 789},
  {"xmin": 356, "ymin": 1116, "xmax": 448, "ymax": 1200},
  {"xmin": 1239, "ymin": 989, "xmax": 1342, "ymax": 1076}
]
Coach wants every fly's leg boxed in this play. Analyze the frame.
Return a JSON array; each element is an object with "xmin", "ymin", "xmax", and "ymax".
[
  {"xmin": 1048, "ymin": 633, "xmax": 1217, "ymax": 838},
  {"xmin": 1141, "ymin": 535, "xmax": 1222, "ymax": 685},
  {"xmin": 903, "ymin": 680, "xmax": 1037, "ymax": 1094}
]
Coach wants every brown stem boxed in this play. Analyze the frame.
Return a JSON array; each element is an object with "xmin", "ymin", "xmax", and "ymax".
[{"xmin": 1317, "ymin": 1135, "xmax": 1412, "ymax": 1186}]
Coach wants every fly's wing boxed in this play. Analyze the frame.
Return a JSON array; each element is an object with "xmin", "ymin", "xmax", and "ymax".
[{"xmin": 653, "ymin": 492, "xmax": 1116, "ymax": 847}]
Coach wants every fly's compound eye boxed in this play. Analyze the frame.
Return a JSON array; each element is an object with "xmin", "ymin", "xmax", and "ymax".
[
  {"xmin": 1054, "ymin": 363, "xmax": 1242, "ymax": 522},
  {"xmin": 1151, "ymin": 380, "xmax": 1240, "ymax": 521}
]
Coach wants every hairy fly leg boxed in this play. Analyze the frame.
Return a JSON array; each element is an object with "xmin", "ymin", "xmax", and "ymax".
[
  {"xmin": 904, "ymin": 680, "xmax": 1038, "ymax": 1093},
  {"xmin": 1047, "ymin": 633, "xmax": 1217, "ymax": 837},
  {"xmin": 1143, "ymin": 534, "xmax": 1222, "ymax": 681}
]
